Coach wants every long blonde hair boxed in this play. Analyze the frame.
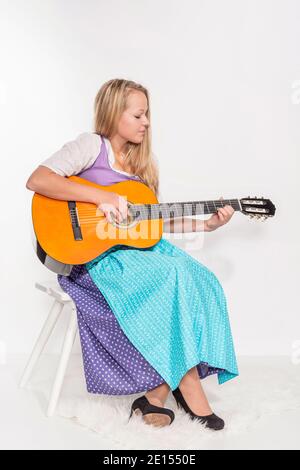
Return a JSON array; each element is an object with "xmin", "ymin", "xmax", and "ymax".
[{"xmin": 93, "ymin": 78, "xmax": 159, "ymax": 197}]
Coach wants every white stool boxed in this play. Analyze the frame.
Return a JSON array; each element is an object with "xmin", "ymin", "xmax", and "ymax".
[{"xmin": 19, "ymin": 280, "xmax": 78, "ymax": 417}]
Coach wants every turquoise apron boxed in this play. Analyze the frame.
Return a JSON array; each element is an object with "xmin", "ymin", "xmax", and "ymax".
[{"xmin": 86, "ymin": 236, "xmax": 239, "ymax": 389}]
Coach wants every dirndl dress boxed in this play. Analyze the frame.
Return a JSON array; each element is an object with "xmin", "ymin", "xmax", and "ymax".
[{"xmin": 57, "ymin": 134, "xmax": 239, "ymax": 394}]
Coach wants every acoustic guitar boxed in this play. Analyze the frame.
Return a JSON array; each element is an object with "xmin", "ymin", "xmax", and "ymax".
[{"xmin": 31, "ymin": 175, "xmax": 276, "ymax": 269}]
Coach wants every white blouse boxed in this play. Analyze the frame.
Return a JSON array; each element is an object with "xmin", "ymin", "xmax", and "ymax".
[{"xmin": 40, "ymin": 132, "xmax": 139, "ymax": 177}]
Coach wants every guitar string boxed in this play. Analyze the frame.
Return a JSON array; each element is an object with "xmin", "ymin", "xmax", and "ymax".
[
  {"xmin": 78, "ymin": 207, "xmax": 240, "ymax": 215},
  {"xmin": 73, "ymin": 200, "xmax": 246, "ymax": 224},
  {"xmin": 76, "ymin": 199, "xmax": 241, "ymax": 208},
  {"xmin": 76, "ymin": 209, "xmax": 266, "ymax": 224},
  {"xmin": 76, "ymin": 205, "xmax": 243, "ymax": 221},
  {"xmin": 69, "ymin": 201, "xmax": 265, "ymax": 226},
  {"xmin": 77, "ymin": 204, "xmax": 241, "ymax": 217},
  {"xmin": 77, "ymin": 199, "xmax": 241, "ymax": 212},
  {"xmin": 77, "ymin": 212, "xmax": 240, "ymax": 222},
  {"xmin": 80, "ymin": 214, "xmax": 251, "ymax": 224},
  {"xmin": 77, "ymin": 201, "xmax": 242, "ymax": 215}
]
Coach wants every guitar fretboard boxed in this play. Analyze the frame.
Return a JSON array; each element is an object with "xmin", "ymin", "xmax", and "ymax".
[{"xmin": 131, "ymin": 199, "xmax": 241, "ymax": 220}]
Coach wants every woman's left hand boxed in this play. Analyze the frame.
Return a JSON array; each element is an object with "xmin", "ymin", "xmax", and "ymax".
[{"xmin": 205, "ymin": 197, "xmax": 235, "ymax": 232}]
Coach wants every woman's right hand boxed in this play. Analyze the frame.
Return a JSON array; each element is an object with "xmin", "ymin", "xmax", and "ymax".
[{"xmin": 95, "ymin": 190, "xmax": 129, "ymax": 224}]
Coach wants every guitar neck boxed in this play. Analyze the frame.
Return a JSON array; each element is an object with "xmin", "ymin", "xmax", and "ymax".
[{"xmin": 131, "ymin": 198, "xmax": 242, "ymax": 220}]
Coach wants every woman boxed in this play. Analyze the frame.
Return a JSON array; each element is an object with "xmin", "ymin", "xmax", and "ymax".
[{"xmin": 26, "ymin": 78, "xmax": 238, "ymax": 431}]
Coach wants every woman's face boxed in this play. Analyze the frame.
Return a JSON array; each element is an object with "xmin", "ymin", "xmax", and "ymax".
[{"xmin": 117, "ymin": 91, "xmax": 150, "ymax": 144}]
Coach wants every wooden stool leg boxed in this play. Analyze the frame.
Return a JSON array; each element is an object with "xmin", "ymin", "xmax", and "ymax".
[
  {"xmin": 19, "ymin": 299, "xmax": 64, "ymax": 388},
  {"xmin": 46, "ymin": 306, "xmax": 78, "ymax": 417}
]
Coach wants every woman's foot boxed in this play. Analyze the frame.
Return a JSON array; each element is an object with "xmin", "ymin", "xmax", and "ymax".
[
  {"xmin": 178, "ymin": 381, "xmax": 213, "ymax": 416},
  {"xmin": 129, "ymin": 395, "xmax": 175, "ymax": 427},
  {"xmin": 172, "ymin": 388, "xmax": 224, "ymax": 431},
  {"xmin": 145, "ymin": 382, "xmax": 171, "ymax": 408}
]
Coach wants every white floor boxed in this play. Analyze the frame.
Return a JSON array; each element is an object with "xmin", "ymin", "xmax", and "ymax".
[{"xmin": 1, "ymin": 354, "xmax": 300, "ymax": 450}]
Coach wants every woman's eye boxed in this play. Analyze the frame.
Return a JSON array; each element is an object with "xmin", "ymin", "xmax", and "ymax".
[{"xmin": 135, "ymin": 116, "xmax": 141, "ymax": 119}]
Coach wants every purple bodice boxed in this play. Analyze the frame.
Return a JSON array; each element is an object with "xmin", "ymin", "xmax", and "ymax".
[{"xmin": 76, "ymin": 134, "xmax": 142, "ymax": 185}]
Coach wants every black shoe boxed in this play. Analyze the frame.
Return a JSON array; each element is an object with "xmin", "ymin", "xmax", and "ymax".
[
  {"xmin": 172, "ymin": 387, "xmax": 225, "ymax": 431},
  {"xmin": 129, "ymin": 395, "xmax": 175, "ymax": 427}
]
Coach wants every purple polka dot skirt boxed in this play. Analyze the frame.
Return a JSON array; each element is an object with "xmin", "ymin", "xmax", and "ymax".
[{"xmin": 57, "ymin": 263, "xmax": 228, "ymax": 395}]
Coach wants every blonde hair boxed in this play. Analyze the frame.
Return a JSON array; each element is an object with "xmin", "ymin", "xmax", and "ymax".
[{"xmin": 93, "ymin": 78, "xmax": 159, "ymax": 197}]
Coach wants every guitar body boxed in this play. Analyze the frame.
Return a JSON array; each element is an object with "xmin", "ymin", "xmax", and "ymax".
[{"xmin": 32, "ymin": 176, "xmax": 163, "ymax": 265}]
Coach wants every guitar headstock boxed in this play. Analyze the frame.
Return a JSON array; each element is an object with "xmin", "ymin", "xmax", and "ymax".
[{"xmin": 240, "ymin": 196, "xmax": 276, "ymax": 221}]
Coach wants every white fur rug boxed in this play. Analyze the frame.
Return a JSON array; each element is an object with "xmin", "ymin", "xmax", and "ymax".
[{"xmin": 27, "ymin": 355, "xmax": 300, "ymax": 450}]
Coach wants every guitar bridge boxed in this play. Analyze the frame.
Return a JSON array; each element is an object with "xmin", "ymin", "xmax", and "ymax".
[{"xmin": 68, "ymin": 201, "xmax": 83, "ymax": 241}]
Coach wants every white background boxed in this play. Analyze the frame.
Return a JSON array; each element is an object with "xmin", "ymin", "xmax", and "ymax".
[{"xmin": 0, "ymin": 0, "xmax": 299, "ymax": 359}]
